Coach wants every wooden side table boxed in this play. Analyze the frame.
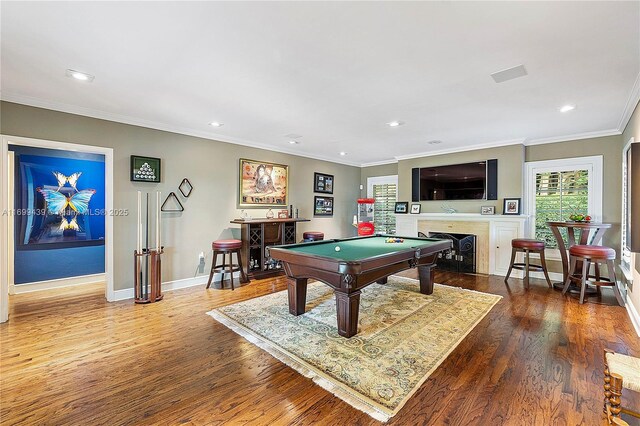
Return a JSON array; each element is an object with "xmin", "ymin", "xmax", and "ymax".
[{"xmin": 546, "ymin": 221, "xmax": 612, "ymax": 291}]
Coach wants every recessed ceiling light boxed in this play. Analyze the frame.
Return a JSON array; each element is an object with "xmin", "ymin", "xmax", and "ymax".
[
  {"xmin": 559, "ymin": 104, "xmax": 576, "ymax": 113},
  {"xmin": 288, "ymin": 140, "xmax": 299, "ymax": 145},
  {"xmin": 427, "ymin": 140, "xmax": 442, "ymax": 145},
  {"xmin": 387, "ymin": 121, "xmax": 405, "ymax": 127},
  {"xmin": 339, "ymin": 152, "xmax": 347, "ymax": 156},
  {"xmin": 209, "ymin": 121, "xmax": 224, "ymax": 127},
  {"xmin": 65, "ymin": 69, "xmax": 94, "ymax": 82}
]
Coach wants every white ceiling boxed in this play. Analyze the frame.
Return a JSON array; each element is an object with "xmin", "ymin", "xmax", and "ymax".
[{"xmin": 1, "ymin": 2, "xmax": 639, "ymax": 167}]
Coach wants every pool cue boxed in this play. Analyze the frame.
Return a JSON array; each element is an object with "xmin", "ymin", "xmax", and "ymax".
[
  {"xmin": 137, "ymin": 191, "xmax": 142, "ymax": 301},
  {"xmin": 145, "ymin": 192, "xmax": 149, "ymax": 299},
  {"xmin": 156, "ymin": 191, "xmax": 160, "ymax": 251}
]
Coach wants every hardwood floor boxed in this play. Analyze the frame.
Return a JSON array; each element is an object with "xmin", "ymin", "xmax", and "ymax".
[{"xmin": 1, "ymin": 272, "xmax": 639, "ymax": 425}]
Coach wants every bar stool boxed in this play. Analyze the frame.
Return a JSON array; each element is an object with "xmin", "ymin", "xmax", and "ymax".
[
  {"xmin": 505, "ymin": 238, "xmax": 552, "ymax": 289},
  {"xmin": 562, "ymin": 245, "xmax": 624, "ymax": 305},
  {"xmin": 303, "ymin": 231, "xmax": 324, "ymax": 242},
  {"xmin": 206, "ymin": 239, "xmax": 249, "ymax": 290}
]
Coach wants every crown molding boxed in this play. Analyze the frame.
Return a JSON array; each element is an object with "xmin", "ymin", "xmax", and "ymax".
[
  {"xmin": 360, "ymin": 158, "xmax": 399, "ymax": 167},
  {"xmin": 524, "ymin": 128, "xmax": 621, "ymax": 146},
  {"xmin": 618, "ymin": 71, "xmax": 640, "ymax": 133},
  {"xmin": 0, "ymin": 92, "xmax": 362, "ymax": 168},
  {"xmin": 393, "ymin": 138, "xmax": 526, "ymax": 161}
]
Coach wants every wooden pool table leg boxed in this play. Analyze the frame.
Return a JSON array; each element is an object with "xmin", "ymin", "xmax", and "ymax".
[
  {"xmin": 287, "ymin": 278, "xmax": 307, "ymax": 316},
  {"xmin": 418, "ymin": 265, "xmax": 435, "ymax": 295},
  {"xmin": 376, "ymin": 277, "xmax": 388, "ymax": 284},
  {"xmin": 335, "ymin": 291, "xmax": 361, "ymax": 338}
]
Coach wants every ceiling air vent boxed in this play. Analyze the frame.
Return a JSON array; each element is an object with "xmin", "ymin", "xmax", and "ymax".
[{"xmin": 490, "ymin": 64, "xmax": 527, "ymax": 83}]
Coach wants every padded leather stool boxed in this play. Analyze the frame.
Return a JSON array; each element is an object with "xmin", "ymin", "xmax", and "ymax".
[
  {"xmin": 505, "ymin": 239, "xmax": 552, "ymax": 289},
  {"xmin": 206, "ymin": 239, "xmax": 249, "ymax": 290},
  {"xmin": 303, "ymin": 231, "xmax": 324, "ymax": 242},
  {"xmin": 563, "ymin": 245, "xmax": 623, "ymax": 305}
]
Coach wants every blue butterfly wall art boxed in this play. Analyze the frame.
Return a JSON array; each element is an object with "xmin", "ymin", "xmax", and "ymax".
[{"xmin": 37, "ymin": 171, "xmax": 95, "ymax": 233}]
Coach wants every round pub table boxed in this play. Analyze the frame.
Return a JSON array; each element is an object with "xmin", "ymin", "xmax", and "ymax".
[{"xmin": 546, "ymin": 221, "xmax": 612, "ymax": 292}]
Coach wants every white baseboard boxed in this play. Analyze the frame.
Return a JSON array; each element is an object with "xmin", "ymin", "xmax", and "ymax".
[
  {"xmin": 493, "ymin": 270, "xmax": 564, "ymax": 282},
  {"xmin": 113, "ymin": 287, "xmax": 135, "ymax": 301},
  {"xmin": 625, "ymin": 295, "xmax": 640, "ymax": 337},
  {"xmin": 10, "ymin": 273, "xmax": 106, "ymax": 294},
  {"xmin": 528, "ymin": 271, "xmax": 564, "ymax": 282},
  {"xmin": 112, "ymin": 271, "xmax": 241, "ymax": 302}
]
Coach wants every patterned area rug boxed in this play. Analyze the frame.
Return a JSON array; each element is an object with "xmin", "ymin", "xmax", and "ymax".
[{"xmin": 207, "ymin": 276, "xmax": 501, "ymax": 422}]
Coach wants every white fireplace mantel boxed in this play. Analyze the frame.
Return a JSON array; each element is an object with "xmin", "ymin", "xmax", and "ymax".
[{"xmin": 395, "ymin": 213, "xmax": 530, "ymax": 277}]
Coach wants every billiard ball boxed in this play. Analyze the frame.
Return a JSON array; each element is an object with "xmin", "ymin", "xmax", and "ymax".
[{"xmin": 335, "ymin": 246, "xmax": 341, "ymax": 252}]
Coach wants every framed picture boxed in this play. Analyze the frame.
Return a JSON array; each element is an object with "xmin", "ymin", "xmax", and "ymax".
[
  {"xmin": 131, "ymin": 155, "xmax": 161, "ymax": 183},
  {"xmin": 410, "ymin": 204, "xmax": 421, "ymax": 214},
  {"xmin": 314, "ymin": 172, "xmax": 334, "ymax": 194},
  {"xmin": 239, "ymin": 158, "xmax": 289, "ymax": 207},
  {"xmin": 277, "ymin": 210, "xmax": 289, "ymax": 219},
  {"xmin": 481, "ymin": 206, "xmax": 495, "ymax": 215},
  {"xmin": 503, "ymin": 198, "xmax": 521, "ymax": 215},
  {"xmin": 395, "ymin": 202, "xmax": 409, "ymax": 214},
  {"xmin": 314, "ymin": 196, "xmax": 334, "ymax": 216}
]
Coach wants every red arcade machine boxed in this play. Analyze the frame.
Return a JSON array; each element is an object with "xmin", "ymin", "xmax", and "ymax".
[{"xmin": 356, "ymin": 198, "xmax": 375, "ymax": 236}]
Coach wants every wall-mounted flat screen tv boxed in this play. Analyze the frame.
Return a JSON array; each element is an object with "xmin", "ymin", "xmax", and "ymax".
[{"xmin": 420, "ymin": 161, "xmax": 487, "ymax": 200}]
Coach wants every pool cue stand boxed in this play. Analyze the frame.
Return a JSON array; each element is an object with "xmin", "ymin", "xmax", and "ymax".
[{"xmin": 134, "ymin": 247, "xmax": 164, "ymax": 304}]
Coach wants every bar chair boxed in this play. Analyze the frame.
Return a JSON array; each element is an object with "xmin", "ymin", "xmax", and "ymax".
[
  {"xmin": 505, "ymin": 238, "xmax": 552, "ymax": 288},
  {"xmin": 206, "ymin": 239, "xmax": 249, "ymax": 290},
  {"xmin": 562, "ymin": 244, "xmax": 623, "ymax": 305},
  {"xmin": 303, "ymin": 231, "xmax": 324, "ymax": 242}
]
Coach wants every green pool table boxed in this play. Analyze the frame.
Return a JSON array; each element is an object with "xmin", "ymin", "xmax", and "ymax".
[{"xmin": 267, "ymin": 235, "xmax": 452, "ymax": 337}]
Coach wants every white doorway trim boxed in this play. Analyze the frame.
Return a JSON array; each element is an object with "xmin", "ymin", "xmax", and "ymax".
[
  {"xmin": 523, "ymin": 155, "xmax": 603, "ymax": 261},
  {"xmin": 366, "ymin": 175, "xmax": 398, "ymax": 198},
  {"xmin": 0, "ymin": 135, "xmax": 115, "ymax": 323}
]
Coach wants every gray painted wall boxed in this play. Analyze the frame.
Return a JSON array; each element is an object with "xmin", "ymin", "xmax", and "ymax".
[
  {"xmin": 1, "ymin": 102, "xmax": 360, "ymax": 290},
  {"xmin": 2, "ymin": 100, "xmax": 631, "ymax": 290},
  {"xmin": 360, "ymin": 163, "xmax": 398, "ymax": 197},
  {"xmin": 397, "ymin": 144, "xmax": 525, "ymax": 213},
  {"xmin": 360, "ymin": 135, "xmax": 625, "ymax": 275},
  {"xmin": 526, "ymin": 135, "xmax": 623, "ymax": 252}
]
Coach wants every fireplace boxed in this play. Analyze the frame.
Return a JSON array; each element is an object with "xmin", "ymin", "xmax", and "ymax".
[{"xmin": 424, "ymin": 232, "xmax": 477, "ymax": 274}]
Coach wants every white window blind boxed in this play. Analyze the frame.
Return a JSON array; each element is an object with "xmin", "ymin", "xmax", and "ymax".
[
  {"xmin": 372, "ymin": 183, "xmax": 397, "ymax": 234},
  {"xmin": 367, "ymin": 175, "xmax": 398, "ymax": 235},
  {"xmin": 534, "ymin": 170, "xmax": 589, "ymax": 248}
]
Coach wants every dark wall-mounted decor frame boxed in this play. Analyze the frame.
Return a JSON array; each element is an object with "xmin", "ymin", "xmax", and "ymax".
[
  {"xmin": 161, "ymin": 192, "xmax": 184, "ymax": 212},
  {"xmin": 314, "ymin": 172, "xmax": 334, "ymax": 194},
  {"xmin": 314, "ymin": 196, "xmax": 334, "ymax": 217},
  {"xmin": 179, "ymin": 178, "xmax": 193, "ymax": 197},
  {"xmin": 131, "ymin": 155, "xmax": 161, "ymax": 183},
  {"xmin": 502, "ymin": 198, "xmax": 521, "ymax": 215}
]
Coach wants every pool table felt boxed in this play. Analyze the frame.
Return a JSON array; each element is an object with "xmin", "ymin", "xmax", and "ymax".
[{"xmin": 280, "ymin": 237, "xmax": 442, "ymax": 262}]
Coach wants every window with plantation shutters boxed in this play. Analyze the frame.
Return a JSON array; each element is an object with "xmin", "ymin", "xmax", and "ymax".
[
  {"xmin": 372, "ymin": 183, "xmax": 397, "ymax": 234},
  {"xmin": 534, "ymin": 170, "xmax": 589, "ymax": 248},
  {"xmin": 525, "ymin": 156, "xmax": 603, "ymax": 252},
  {"xmin": 367, "ymin": 175, "xmax": 398, "ymax": 235}
]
